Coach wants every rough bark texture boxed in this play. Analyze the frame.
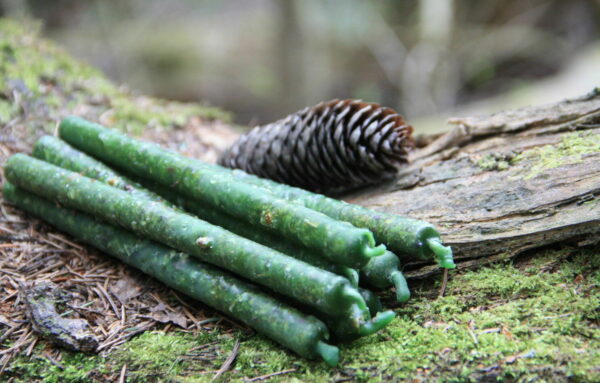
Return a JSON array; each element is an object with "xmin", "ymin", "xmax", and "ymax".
[
  {"xmin": 20, "ymin": 281, "xmax": 99, "ymax": 353},
  {"xmin": 350, "ymin": 89, "xmax": 600, "ymax": 278}
]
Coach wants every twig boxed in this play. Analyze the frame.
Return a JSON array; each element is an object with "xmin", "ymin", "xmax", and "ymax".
[
  {"xmin": 0, "ymin": 235, "xmax": 34, "ymax": 242},
  {"xmin": 0, "ymin": 224, "xmax": 19, "ymax": 235},
  {"xmin": 187, "ymin": 341, "xmax": 219, "ymax": 355},
  {"xmin": 0, "ymin": 353, "xmax": 13, "ymax": 375},
  {"xmin": 47, "ymin": 233, "xmax": 83, "ymax": 251},
  {"xmin": 212, "ymin": 339, "xmax": 240, "ymax": 381},
  {"xmin": 246, "ymin": 368, "xmax": 297, "ymax": 382},
  {"xmin": 170, "ymin": 290, "xmax": 196, "ymax": 311},
  {"xmin": 25, "ymin": 336, "xmax": 38, "ymax": 356},
  {"xmin": 438, "ymin": 268, "xmax": 449, "ymax": 297},
  {"xmin": 1, "ymin": 290, "xmax": 19, "ymax": 303},
  {"xmin": 467, "ymin": 320, "xmax": 478, "ymax": 345},
  {"xmin": 0, "ymin": 269, "xmax": 22, "ymax": 277},
  {"xmin": 28, "ymin": 261, "xmax": 65, "ymax": 278},
  {"xmin": 0, "ymin": 324, "xmax": 21, "ymax": 344},
  {"xmin": 118, "ymin": 364, "xmax": 127, "ymax": 383},
  {"xmin": 96, "ymin": 282, "xmax": 121, "ymax": 320},
  {"xmin": 96, "ymin": 322, "xmax": 153, "ymax": 351},
  {"xmin": 43, "ymin": 352, "xmax": 65, "ymax": 370},
  {"xmin": 36, "ymin": 236, "xmax": 66, "ymax": 250}
]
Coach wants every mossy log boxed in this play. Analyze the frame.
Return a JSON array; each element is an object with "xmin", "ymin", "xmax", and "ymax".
[{"xmin": 350, "ymin": 90, "xmax": 600, "ymax": 278}]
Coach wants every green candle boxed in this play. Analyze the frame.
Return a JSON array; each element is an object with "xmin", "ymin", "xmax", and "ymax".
[
  {"xmin": 361, "ymin": 251, "xmax": 411, "ymax": 303},
  {"xmin": 5, "ymin": 154, "xmax": 370, "ymax": 325},
  {"xmin": 32, "ymin": 136, "xmax": 359, "ymax": 287},
  {"xmin": 59, "ymin": 116, "xmax": 387, "ymax": 269},
  {"xmin": 2, "ymin": 182, "xmax": 340, "ymax": 366}
]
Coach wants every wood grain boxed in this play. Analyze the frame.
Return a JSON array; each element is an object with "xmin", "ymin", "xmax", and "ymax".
[{"xmin": 350, "ymin": 90, "xmax": 600, "ymax": 278}]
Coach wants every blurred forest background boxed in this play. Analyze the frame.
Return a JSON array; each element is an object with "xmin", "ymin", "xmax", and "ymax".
[{"xmin": 1, "ymin": 0, "xmax": 599, "ymax": 132}]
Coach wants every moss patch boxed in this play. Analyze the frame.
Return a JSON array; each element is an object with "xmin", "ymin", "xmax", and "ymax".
[
  {"xmin": 6, "ymin": 350, "xmax": 106, "ymax": 383},
  {"xmin": 476, "ymin": 151, "xmax": 518, "ymax": 171},
  {"xmin": 110, "ymin": 330, "xmax": 234, "ymax": 382},
  {"xmin": 4, "ymin": 246, "xmax": 598, "ymax": 382},
  {"xmin": 0, "ymin": 18, "xmax": 230, "ymax": 141},
  {"xmin": 515, "ymin": 131, "xmax": 600, "ymax": 179},
  {"xmin": 322, "ymin": 247, "xmax": 599, "ymax": 383}
]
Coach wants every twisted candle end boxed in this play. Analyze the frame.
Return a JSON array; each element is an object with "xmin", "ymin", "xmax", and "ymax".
[
  {"xmin": 358, "ymin": 310, "xmax": 396, "ymax": 336},
  {"xmin": 340, "ymin": 267, "xmax": 360, "ymax": 287},
  {"xmin": 341, "ymin": 285, "xmax": 370, "ymax": 323},
  {"xmin": 364, "ymin": 243, "xmax": 387, "ymax": 258},
  {"xmin": 390, "ymin": 271, "xmax": 411, "ymax": 303},
  {"xmin": 315, "ymin": 340, "xmax": 340, "ymax": 367},
  {"xmin": 426, "ymin": 238, "xmax": 455, "ymax": 269}
]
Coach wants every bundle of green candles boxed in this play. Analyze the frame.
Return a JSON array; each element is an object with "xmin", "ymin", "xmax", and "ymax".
[{"xmin": 3, "ymin": 116, "xmax": 455, "ymax": 366}]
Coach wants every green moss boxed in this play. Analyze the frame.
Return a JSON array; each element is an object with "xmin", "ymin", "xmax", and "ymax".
[
  {"xmin": 0, "ymin": 97, "xmax": 15, "ymax": 124},
  {"xmin": 110, "ymin": 330, "xmax": 232, "ymax": 382},
  {"xmin": 516, "ymin": 131, "xmax": 600, "ymax": 179},
  {"xmin": 0, "ymin": 18, "xmax": 230, "ymax": 140},
  {"xmin": 6, "ymin": 349, "xmax": 105, "ymax": 383},
  {"xmin": 477, "ymin": 154, "xmax": 499, "ymax": 170},
  {"xmin": 210, "ymin": 246, "xmax": 600, "ymax": 382},
  {"xmin": 476, "ymin": 152, "xmax": 517, "ymax": 171},
  {"xmin": 4, "ymin": 246, "xmax": 599, "ymax": 382}
]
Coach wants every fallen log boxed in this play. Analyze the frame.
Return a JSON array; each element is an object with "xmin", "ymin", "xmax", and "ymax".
[{"xmin": 349, "ymin": 89, "xmax": 600, "ymax": 278}]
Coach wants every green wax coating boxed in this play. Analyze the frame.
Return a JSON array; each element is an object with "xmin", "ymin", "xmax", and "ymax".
[
  {"xmin": 5, "ymin": 154, "xmax": 369, "ymax": 321},
  {"xmin": 146, "ymin": 182, "xmax": 361, "ymax": 287},
  {"xmin": 361, "ymin": 251, "xmax": 411, "ymax": 303},
  {"xmin": 2, "ymin": 183, "xmax": 339, "ymax": 365},
  {"xmin": 33, "ymin": 136, "xmax": 167, "ymax": 204},
  {"xmin": 290, "ymin": 289, "xmax": 393, "ymax": 341},
  {"xmin": 327, "ymin": 310, "xmax": 396, "ymax": 342},
  {"xmin": 58, "ymin": 116, "xmax": 453, "ymax": 267},
  {"xmin": 391, "ymin": 270, "xmax": 411, "ymax": 303},
  {"xmin": 32, "ymin": 136, "xmax": 359, "ymax": 287},
  {"xmin": 240, "ymin": 180, "xmax": 455, "ymax": 268},
  {"xmin": 359, "ymin": 288, "xmax": 383, "ymax": 316},
  {"xmin": 59, "ymin": 116, "xmax": 386, "ymax": 269}
]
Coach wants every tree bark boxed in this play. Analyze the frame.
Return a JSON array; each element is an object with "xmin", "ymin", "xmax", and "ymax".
[{"xmin": 349, "ymin": 90, "xmax": 600, "ymax": 278}]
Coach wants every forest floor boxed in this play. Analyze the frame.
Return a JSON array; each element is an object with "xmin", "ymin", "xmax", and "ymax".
[{"xmin": 0, "ymin": 18, "xmax": 598, "ymax": 383}]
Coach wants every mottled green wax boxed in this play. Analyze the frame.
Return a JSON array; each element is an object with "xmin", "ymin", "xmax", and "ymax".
[
  {"xmin": 148, "ymin": 182, "xmax": 360, "ymax": 287},
  {"xmin": 33, "ymin": 136, "xmax": 165, "ymax": 204},
  {"xmin": 362, "ymin": 251, "xmax": 411, "ymax": 303},
  {"xmin": 58, "ymin": 116, "xmax": 452, "ymax": 267},
  {"xmin": 359, "ymin": 288, "xmax": 383, "ymax": 317},
  {"xmin": 231, "ymin": 175, "xmax": 454, "ymax": 267},
  {"xmin": 326, "ymin": 310, "xmax": 396, "ymax": 342},
  {"xmin": 2, "ymin": 182, "xmax": 338, "ymax": 364},
  {"xmin": 32, "ymin": 136, "xmax": 359, "ymax": 287},
  {"xmin": 59, "ymin": 116, "xmax": 385, "ymax": 269},
  {"xmin": 5, "ymin": 154, "xmax": 369, "ymax": 321}
]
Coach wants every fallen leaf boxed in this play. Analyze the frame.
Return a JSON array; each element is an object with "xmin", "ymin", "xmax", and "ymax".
[
  {"xmin": 109, "ymin": 278, "xmax": 141, "ymax": 304},
  {"xmin": 143, "ymin": 311, "xmax": 188, "ymax": 328}
]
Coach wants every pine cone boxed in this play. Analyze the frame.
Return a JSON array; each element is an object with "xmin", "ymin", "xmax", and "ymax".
[{"xmin": 218, "ymin": 99, "xmax": 414, "ymax": 193}]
